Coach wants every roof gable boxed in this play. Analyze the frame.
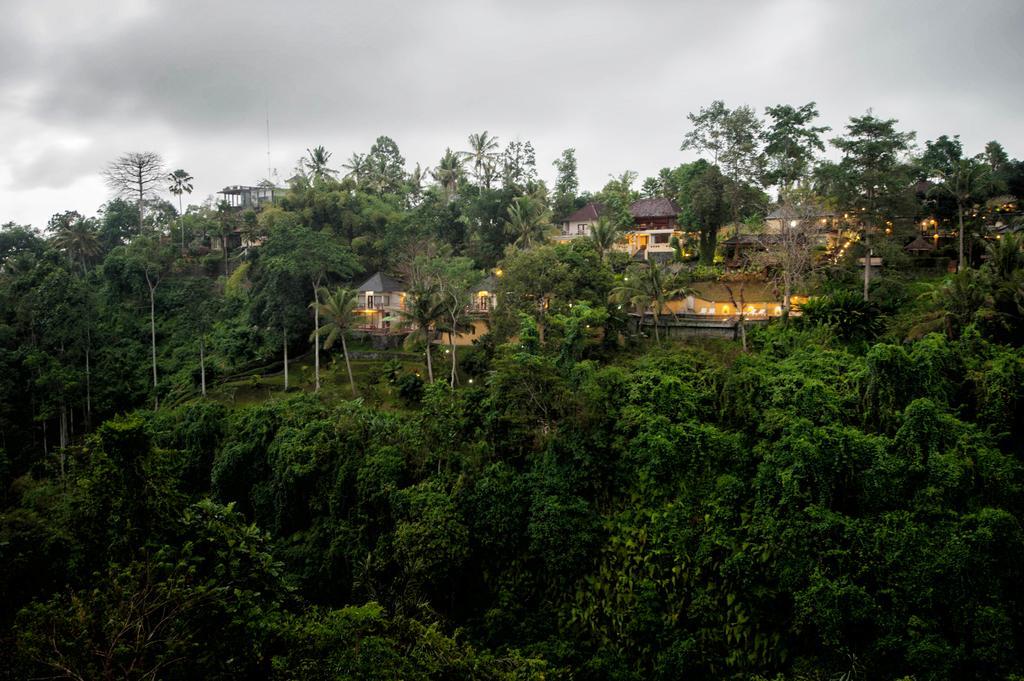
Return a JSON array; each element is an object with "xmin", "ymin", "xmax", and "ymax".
[
  {"xmin": 357, "ymin": 271, "xmax": 405, "ymax": 292},
  {"xmin": 629, "ymin": 197, "xmax": 680, "ymax": 218},
  {"xmin": 562, "ymin": 202, "xmax": 604, "ymax": 223}
]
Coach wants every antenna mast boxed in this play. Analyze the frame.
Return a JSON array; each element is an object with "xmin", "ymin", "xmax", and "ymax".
[{"xmin": 265, "ymin": 97, "xmax": 272, "ymax": 182}]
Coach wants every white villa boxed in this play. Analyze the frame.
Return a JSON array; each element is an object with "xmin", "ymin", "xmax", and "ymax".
[{"xmin": 555, "ymin": 202, "xmax": 604, "ymax": 242}]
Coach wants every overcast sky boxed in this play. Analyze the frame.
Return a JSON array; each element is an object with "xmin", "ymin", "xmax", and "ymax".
[{"xmin": 2, "ymin": 0, "xmax": 1022, "ymax": 229}]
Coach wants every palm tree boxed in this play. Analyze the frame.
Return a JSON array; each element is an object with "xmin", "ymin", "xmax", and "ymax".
[
  {"xmin": 930, "ymin": 157, "xmax": 991, "ymax": 271},
  {"xmin": 589, "ymin": 214, "xmax": 622, "ymax": 261},
  {"xmin": 51, "ymin": 217, "xmax": 100, "ymax": 273},
  {"xmin": 985, "ymin": 232, "xmax": 1024, "ymax": 281},
  {"xmin": 311, "ymin": 286, "xmax": 359, "ymax": 396},
  {"xmin": 609, "ymin": 263, "xmax": 692, "ymax": 343},
  {"xmin": 461, "ymin": 131, "xmax": 500, "ymax": 188},
  {"xmin": 342, "ymin": 153, "xmax": 367, "ymax": 184},
  {"xmin": 167, "ymin": 169, "xmax": 194, "ymax": 253},
  {"xmin": 395, "ymin": 284, "xmax": 446, "ymax": 382},
  {"xmin": 505, "ymin": 194, "xmax": 552, "ymax": 250},
  {"xmin": 408, "ymin": 162, "xmax": 429, "ymax": 206},
  {"xmin": 305, "ymin": 145, "xmax": 338, "ymax": 183},
  {"xmin": 431, "ymin": 148, "xmax": 464, "ymax": 201}
]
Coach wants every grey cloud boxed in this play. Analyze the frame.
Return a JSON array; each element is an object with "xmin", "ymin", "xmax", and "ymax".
[{"xmin": 2, "ymin": 0, "xmax": 1023, "ymax": 228}]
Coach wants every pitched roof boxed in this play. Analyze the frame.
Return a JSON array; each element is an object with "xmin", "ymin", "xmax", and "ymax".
[
  {"xmin": 562, "ymin": 202, "xmax": 604, "ymax": 223},
  {"xmin": 904, "ymin": 236, "xmax": 936, "ymax": 252},
  {"xmin": 629, "ymin": 197, "xmax": 680, "ymax": 218},
  {"xmin": 357, "ymin": 271, "xmax": 404, "ymax": 292},
  {"xmin": 472, "ymin": 275, "xmax": 498, "ymax": 292}
]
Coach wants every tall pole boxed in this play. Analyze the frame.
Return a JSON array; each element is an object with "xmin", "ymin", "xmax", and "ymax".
[{"xmin": 863, "ymin": 239, "xmax": 871, "ymax": 302}]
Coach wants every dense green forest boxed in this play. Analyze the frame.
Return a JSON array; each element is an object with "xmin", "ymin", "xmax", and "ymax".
[{"xmin": 2, "ymin": 103, "xmax": 1024, "ymax": 679}]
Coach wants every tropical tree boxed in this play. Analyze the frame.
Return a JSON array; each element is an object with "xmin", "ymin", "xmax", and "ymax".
[
  {"xmin": 363, "ymin": 136, "xmax": 406, "ymax": 195},
  {"xmin": 49, "ymin": 212, "xmax": 100, "ymax": 273},
  {"xmin": 589, "ymin": 214, "xmax": 622, "ymax": 261},
  {"xmin": 552, "ymin": 147, "xmax": 579, "ymax": 219},
  {"xmin": 462, "ymin": 131, "xmax": 500, "ymax": 188},
  {"xmin": 761, "ymin": 102, "xmax": 830, "ymax": 194},
  {"xmin": 929, "ymin": 157, "xmax": 992, "ymax": 271},
  {"xmin": 431, "ymin": 148, "xmax": 464, "ymax": 201},
  {"xmin": 311, "ymin": 286, "xmax": 360, "ymax": 396},
  {"xmin": 167, "ymin": 169, "xmax": 194, "ymax": 253},
  {"xmin": 304, "ymin": 145, "xmax": 338, "ymax": 183},
  {"xmin": 396, "ymin": 284, "xmax": 446, "ymax": 382},
  {"xmin": 102, "ymin": 151, "xmax": 166, "ymax": 234},
  {"xmin": 609, "ymin": 263, "xmax": 692, "ymax": 343},
  {"xmin": 342, "ymin": 152, "xmax": 367, "ymax": 184},
  {"xmin": 505, "ymin": 193, "xmax": 552, "ymax": 250}
]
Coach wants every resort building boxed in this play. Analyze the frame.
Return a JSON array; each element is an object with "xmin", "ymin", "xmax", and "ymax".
[
  {"xmin": 555, "ymin": 202, "xmax": 603, "ymax": 242},
  {"xmin": 623, "ymin": 198, "xmax": 683, "ymax": 262},
  {"xmin": 355, "ymin": 272, "xmax": 407, "ymax": 333}
]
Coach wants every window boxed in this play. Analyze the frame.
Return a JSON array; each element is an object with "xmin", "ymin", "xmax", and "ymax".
[
  {"xmin": 653, "ymin": 233, "xmax": 669, "ymax": 244},
  {"xmin": 577, "ymin": 223, "xmax": 587, "ymax": 235}
]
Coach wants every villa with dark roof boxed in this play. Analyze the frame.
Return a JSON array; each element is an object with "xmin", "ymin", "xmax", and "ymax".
[
  {"xmin": 623, "ymin": 197, "xmax": 682, "ymax": 262},
  {"xmin": 354, "ymin": 271, "xmax": 498, "ymax": 345},
  {"xmin": 555, "ymin": 202, "xmax": 604, "ymax": 242},
  {"xmin": 356, "ymin": 271, "xmax": 407, "ymax": 333}
]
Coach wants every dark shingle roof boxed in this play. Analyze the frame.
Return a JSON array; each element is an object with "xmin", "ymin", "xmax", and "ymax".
[
  {"xmin": 562, "ymin": 202, "xmax": 604, "ymax": 223},
  {"xmin": 629, "ymin": 198, "xmax": 680, "ymax": 218},
  {"xmin": 472, "ymin": 275, "xmax": 498, "ymax": 292},
  {"xmin": 357, "ymin": 271, "xmax": 404, "ymax": 292},
  {"xmin": 904, "ymin": 236, "xmax": 936, "ymax": 252}
]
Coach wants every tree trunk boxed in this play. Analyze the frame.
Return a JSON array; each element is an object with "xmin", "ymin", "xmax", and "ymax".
[
  {"xmin": 200, "ymin": 336, "xmax": 206, "ymax": 397},
  {"xmin": 222, "ymin": 235, "xmax": 229, "ymax": 276},
  {"xmin": 957, "ymin": 203, "xmax": 965, "ymax": 272},
  {"xmin": 179, "ymin": 195, "xmax": 185, "ymax": 254},
  {"xmin": 283, "ymin": 323, "xmax": 289, "ymax": 391},
  {"xmin": 312, "ymin": 283, "xmax": 321, "ymax": 392},
  {"xmin": 652, "ymin": 311, "xmax": 660, "ymax": 343},
  {"xmin": 147, "ymin": 274, "xmax": 159, "ymax": 410},
  {"xmin": 783, "ymin": 273, "xmax": 793, "ymax": 319},
  {"xmin": 862, "ymin": 244, "xmax": 871, "ymax": 303},
  {"xmin": 341, "ymin": 334, "xmax": 355, "ymax": 396},
  {"xmin": 84, "ymin": 335, "xmax": 92, "ymax": 428},
  {"xmin": 449, "ymin": 330, "xmax": 457, "ymax": 389},
  {"xmin": 138, "ymin": 185, "xmax": 145, "ymax": 234},
  {"xmin": 425, "ymin": 339, "xmax": 434, "ymax": 382}
]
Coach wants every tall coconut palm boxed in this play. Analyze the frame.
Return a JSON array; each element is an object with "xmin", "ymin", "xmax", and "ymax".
[
  {"xmin": 311, "ymin": 286, "xmax": 359, "ymax": 396},
  {"xmin": 609, "ymin": 263, "xmax": 692, "ymax": 343},
  {"xmin": 408, "ymin": 162, "xmax": 430, "ymax": 206},
  {"xmin": 167, "ymin": 169, "xmax": 194, "ymax": 253},
  {"xmin": 505, "ymin": 194, "xmax": 552, "ymax": 250},
  {"xmin": 461, "ymin": 131, "xmax": 500, "ymax": 189},
  {"xmin": 395, "ymin": 283, "xmax": 446, "ymax": 382},
  {"xmin": 431, "ymin": 148, "xmax": 464, "ymax": 201},
  {"xmin": 930, "ymin": 157, "xmax": 992, "ymax": 271},
  {"xmin": 51, "ymin": 217, "xmax": 101, "ymax": 273},
  {"xmin": 305, "ymin": 145, "xmax": 338, "ymax": 183},
  {"xmin": 589, "ymin": 214, "xmax": 622, "ymax": 261},
  {"xmin": 342, "ymin": 153, "xmax": 367, "ymax": 184}
]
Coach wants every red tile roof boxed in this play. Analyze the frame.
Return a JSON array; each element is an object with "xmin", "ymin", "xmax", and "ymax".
[{"xmin": 629, "ymin": 197, "xmax": 680, "ymax": 218}]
